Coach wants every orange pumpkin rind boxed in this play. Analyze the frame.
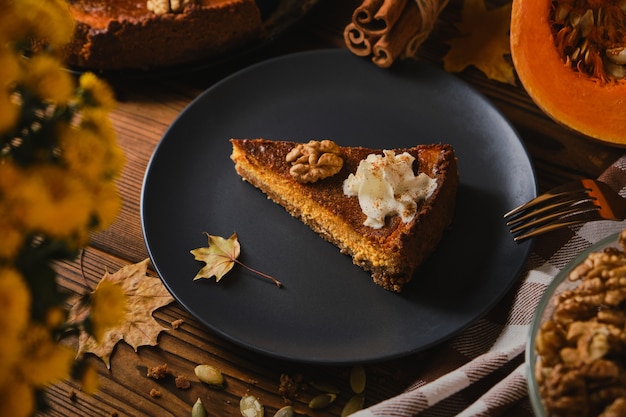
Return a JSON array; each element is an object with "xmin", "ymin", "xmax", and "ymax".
[{"xmin": 510, "ymin": 0, "xmax": 626, "ymax": 146}]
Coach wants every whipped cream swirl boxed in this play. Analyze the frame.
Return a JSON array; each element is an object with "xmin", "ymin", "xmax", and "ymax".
[{"xmin": 343, "ymin": 150, "xmax": 437, "ymax": 229}]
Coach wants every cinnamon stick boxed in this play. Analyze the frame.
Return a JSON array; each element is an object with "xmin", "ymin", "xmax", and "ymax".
[
  {"xmin": 353, "ymin": 0, "xmax": 384, "ymax": 27},
  {"xmin": 344, "ymin": 22, "xmax": 378, "ymax": 57},
  {"xmin": 353, "ymin": 0, "xmax": 409, "ymax": 37},
  {"xmin": 372, "ymin": 1, "xmax": 421, "ymax": 68}
]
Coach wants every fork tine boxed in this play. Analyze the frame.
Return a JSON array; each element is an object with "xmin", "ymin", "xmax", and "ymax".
[
  {"xmin": 508, "ymin": 202, "xmax": 600, "ymax": 234},
  {"xmin": 504, "ymin": 188, "xmax": 591, "ymax": 219},
  {"xmin": 506, "ymin": 179, "xmax": 626, "ymax": 242},
  {"xmin": 505, "ymin": 198, "xmax": 593, "ymax": 227},
  {"xmin": 512, "ymin": 210, "xmax": 604, "ymax": 241}
]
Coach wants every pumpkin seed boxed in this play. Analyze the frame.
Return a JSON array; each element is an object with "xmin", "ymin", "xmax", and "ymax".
[
  {"xmin": 555, "ymin": 3, "xmax": 572, "ymax": 23},
  {"xmin": 341, "ymin": 394, "xmax": 365, "ymax": 417},
  {"xmin": 194, "ymin": 364, "xmax": 224, "ymax": 388},
  {"xmin": 578, "ymin": 9, "xmax": 594, "ymax": 37},
  {"xmin": 551, "ymin": 1, "xmax": 626, "ymax": 81},
  {"xmin": 273, "ymin": 405, "xmax": 294, "ymax": 417},
  {"xmin": 309, "ymin": 380, "xmax": 341, "ymax": 394},
  {"xmin": 604, "ymin": 59, "xmax": 626, "ymax": 79},
  {"xmin": 192, "ymin": 398, "xmax": 207, "ymax": 417},
  {"xmin": 606, "ymin": 47, "xmax": 626, "ymax": 65},
  {"xmin": 308, "ymin": 393, "xmax": 337, "ymax": 409},
  {"xmin": 240, "ymin": 395, "xmax": 264, "ymax": 417},
  {"xmin": 350, "ymin": 366, "xmax": 366, "ymax": 394}
]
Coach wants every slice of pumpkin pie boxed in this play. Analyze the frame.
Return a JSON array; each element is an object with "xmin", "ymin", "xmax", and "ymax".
[{"xmin": 230, "ymin": 138, "xmax": 458, "ymax": 292}]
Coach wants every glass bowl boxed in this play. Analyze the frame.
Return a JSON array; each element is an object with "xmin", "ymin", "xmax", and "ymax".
[{"xmin": 526, "ymin": 232, "xmax": 623, "ymax": 417}]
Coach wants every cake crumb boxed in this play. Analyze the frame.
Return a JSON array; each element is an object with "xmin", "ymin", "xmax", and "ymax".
[
  {"xmin": 175, "ymin": 375, "xmax": 191, "ymax": 390},
  {"xmin": 147, "ymin": 363, "xmax": 169, "ymax": 380},
  {"xmin": 171, "ymin": 319, "xmax": 184, "ymax": 329},
  {"xmin": 68, "ymin": 389, "xmax": 77, "ymax": 401},
  {"xmin": 149, "ymin": 388, "xmax": 162, "ymax": 398},
  {"xmin": 278, "ymin": 373, "xmax": 305, "ymax": 404}
]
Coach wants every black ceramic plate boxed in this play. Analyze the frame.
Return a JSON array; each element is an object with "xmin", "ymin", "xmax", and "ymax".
[{"xmin": 141, "ymin": 49, "xmax": 536, "ymax": 364}]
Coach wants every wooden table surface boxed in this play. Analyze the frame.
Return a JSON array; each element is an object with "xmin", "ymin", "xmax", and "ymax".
[{"xmin": 42, "ymin": 1, "xmax": 626, "ymax": 416}]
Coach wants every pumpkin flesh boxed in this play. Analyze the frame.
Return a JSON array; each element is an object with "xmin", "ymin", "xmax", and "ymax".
[{"xmin": 511, "ymin": 0, "xmax": 626, "ymax": 146}]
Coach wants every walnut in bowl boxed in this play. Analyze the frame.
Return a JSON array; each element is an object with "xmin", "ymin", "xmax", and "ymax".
[{"xmin": 527, "ymin": 231, "xmax": 626, "ymax": 417}]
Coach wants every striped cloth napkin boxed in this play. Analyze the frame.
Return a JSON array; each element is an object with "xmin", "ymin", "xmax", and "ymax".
[{"xmin": 353, "ymin": 155, "xmax": 626, "ymax": 417}]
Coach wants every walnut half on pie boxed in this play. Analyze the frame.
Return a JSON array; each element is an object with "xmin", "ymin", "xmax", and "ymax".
[{"xmin": 230, "ymin": 138, "xmax": 459, "ymax": 292}]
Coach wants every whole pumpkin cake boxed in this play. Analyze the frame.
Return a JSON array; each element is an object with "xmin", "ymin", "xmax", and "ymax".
[{"xmin": 64, "ymin": 0, "xmax": 263, "ymax": 70}]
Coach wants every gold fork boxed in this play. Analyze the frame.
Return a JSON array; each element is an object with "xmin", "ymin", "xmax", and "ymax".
[{"xmin": 504, "ymin": 179, "xmax": 626, "ymax": 241}]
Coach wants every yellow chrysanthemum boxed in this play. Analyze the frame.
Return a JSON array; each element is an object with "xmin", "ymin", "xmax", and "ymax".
[
  {"xmin": 0, "ymin": 164, "xmax": 42, "ymax": 230},
  {"xmin": 101, "ymin": 139, "xmax": 126, "ymax": 181},
  {"xmin": 20, "ymin": 54, "xmax": 75, "ymax": 104},
  {"xmin": 81, "ymin": 110, "xmax": 119, "ymax": 146},
  {"xmin": 0, "ymin": 48, "xmax": 19, "ymax": 133},
  {"xmin": 19, "ymin": 324, "xmax": 74, "ymax": 388},
  {"xmin": 79, "ymin": 110, "xmax": 126, "ymax": 179},
  {"xmin": 0, "ymin": 220, "xmax": 23, "ymax": 260},
  {"xmin": 0, "ymin": 91, "xmax": 18, "ymax": 134},
  {"xmin": 79, "ymin": 72, "xmax": 117, "ymax": 111},
  {"xmin": 20, "ymin": 165, "xmax": 93, "ymax": 240},
  {"xmin": 0, "ymin": 267, "xmax": 30, "ymax": 338},
  {"xmin": 0, "ymin": 164, "xmax": 25, "ymax": 257},
  {"xmin": 90, "ymin": 278, "xmax": 126, "ymax": 342},
  {"xmin": 80, "ymin": 362, "xmax": 100, "ymax": 395},
  {"xmin": 0, "ymin": 0, "xmax": 125, "ymax": 409},
  {"xmin": 0, "ymin": 2, "xmax": 30, "ymax": 46},
  {"xmin": 0, "ymin": 267, "xmax": 31, "ymax": 388},
  {"xmin": 58, "ymin": 123, "xmax": 109, "ymax": 181},
  {"xmin": 91, "ymin": 181, "xmax": 123, "ymax": 230},
  {"xmin": 0, "ymin": 0, "xmax": 74, "ymax": 48},
  {"xmin": 0, "ymin": 162, "xmax": 20, "ymax": 191},
  {"xmin": 0, "ymin": 380, "xmax": 34, "ymax": 417},
  {"xmin": 45, "ymin": 306, "xmax": 67, "ymax": 330}
]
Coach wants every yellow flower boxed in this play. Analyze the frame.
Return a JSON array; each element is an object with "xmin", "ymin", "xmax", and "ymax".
[
  {"xmin": 0, "ymin": 48, "xmax": 19, "ymax": 133},
  {"xmin": 80, "ymin": 362, "xmax": 100, "ymax": 395},
  {"xmin": 0, "ymin": 163, "xmax": 45, "ymax": 231},
  {"xmin": 0, "ymin": 91, "xmax": 18, "ymax": 134},
  {"xmin": 91, "ymin": 181, "xmax": 123, "ymax": 230},
  {"xmin": 0, "ymin": 267, "xmax": 30, "ymax": 388},
  {"xmin": 0, "ymin": 0, "xmax": 126, "ymax": 410},
  {"xmin": 79, "ymin": 72, "xmax": 117, "ymax": 111},
  {"xmin": 20, "ymin": 165, "xmax": 93, "ymax": 241},
  {"xmin": 0, "ymin": 0, "xmax": 74, "ymax": 48},
  {"xmin": 19, "ymin": 54, "xmax": 75, "ymax": 104},
  {"xmin": 90, "ymin": 278, "xmax": 126, "ymax": 342},
  {"xmin": 0, "ymin": 267, "xmax": 30, "ymax": 337},
  {"xmin": 18, "ymin": 324, "xmax": 74, "ymax": 388},
  {"xmin": 80, "ymin": 109, "xmax": 126, "ymax": 179},
  {"xmin": 0, "ymin": 216, "xmax": 23, "ymax": 260},
  {"xmin": 58, "ymin": 122, "xmax": 110, "ymax": 181},
  {"xmin": 0, "ymin": 165, "xmax": 24, "ymax": 259},
  {"xmin": 45, "ymin": 306, "xmax": 67, "ymax": 330},
  {"xmin": 0, "ymin": 380, "xmax": 34, "ymax": 417},
  {"xmin": 81, "ymin": 110, "xmax": 119, "ymax": 146}
]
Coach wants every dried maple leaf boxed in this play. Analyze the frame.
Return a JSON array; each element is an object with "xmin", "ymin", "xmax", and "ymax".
[
  {"xmin": 443, "ymin": 0, "xmax": 514, "ymax": 85},
  {"xmin": 191, "ymin": 233, "xmax": 240, "ymax": 282},
  {"xmin": 191, "ymin": 232, "xmax": 282, "ymax": 287},
  {"xmin": 69, "ymin": 258, "xmax": 174, "ymax": 368}
]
